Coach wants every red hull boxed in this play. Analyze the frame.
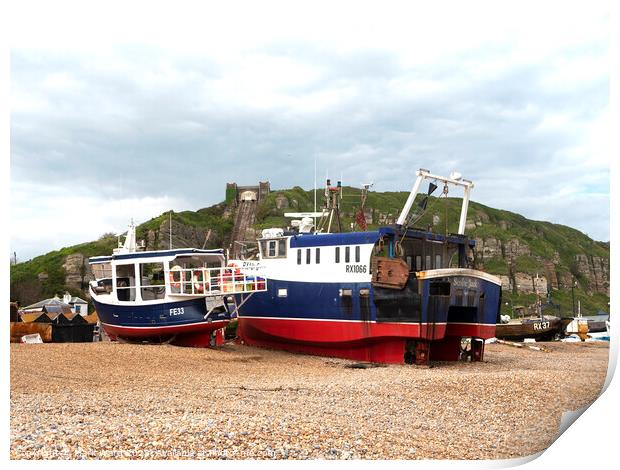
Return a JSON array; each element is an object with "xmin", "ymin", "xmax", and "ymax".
[
  {"xmin": 238, "ymin": 317, "xmax": 495, "ymax": 364},
  {"xmin": 101, "ymin": 320, "xmax": 228, "ymax": 348}
]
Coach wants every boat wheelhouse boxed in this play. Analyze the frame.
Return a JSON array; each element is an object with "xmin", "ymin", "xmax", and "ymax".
[
  {"xmin": 89, "ymin": 223, "xmax": 267, "ymax": 347},
  {"xmin": 235, "ymin": 169, "xmax": 502, "ymax": 364}
]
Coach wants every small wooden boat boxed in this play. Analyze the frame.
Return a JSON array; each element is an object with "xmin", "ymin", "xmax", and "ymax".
[{"xmin": 495, "ymin": 315, "xmax": 573, "ymax": 342}]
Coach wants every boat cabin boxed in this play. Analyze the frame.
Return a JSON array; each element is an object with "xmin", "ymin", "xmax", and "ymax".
[{"xmin": 89, "ymin": 249, "xmax": 227, "ymax": 303}]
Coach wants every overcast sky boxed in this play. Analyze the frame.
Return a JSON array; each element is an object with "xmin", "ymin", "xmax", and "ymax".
[{"xmin": 9, "ymin": 0, "xmax": 610, "ymax": 261}]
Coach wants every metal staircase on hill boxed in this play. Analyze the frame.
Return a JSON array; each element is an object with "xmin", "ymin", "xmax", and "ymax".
[{"xmin": 230, "ymin": 200, "xmax": 258, "ymax": 258}]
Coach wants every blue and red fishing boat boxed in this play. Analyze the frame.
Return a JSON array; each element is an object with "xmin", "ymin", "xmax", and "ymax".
[{"xmin": 235, "ymin": 169, "xmax": 502, "ymax": 364}]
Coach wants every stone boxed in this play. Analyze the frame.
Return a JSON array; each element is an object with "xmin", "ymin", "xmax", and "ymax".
[
  {"xmin": 498, "ymin": 275, "xmax": 512, "ymax": 292},
  {"xmin": 513, "ymin": 272, "xmax": 535, "ymax": 294},
  {"xmin": 574, "ymin": 254, "xmax": 610, "ymax": 295},
  {"xmin": 159, "ymin": 220, "xmax": 214, "ymax": 250},
  {"xmin": 532, "ymin": 274, "xmax": 548, "ymax": 296},
  {"xmin": 543, "ymin": 261, "xmax": 559, "ymax": 290},
  {"xmin": 275, "ymin": 194, "xmax": 289, "ymax": 210},
  {"xmin": 503, "ymin": 239, "xmax": 530, "ymax": 257},
  {"xmin": 478, "ymin": 237, "xmax": 502, "ymax": 259},
  {"xmin": 62, "ymin": 254, "xmax": 86, "ymax": 290}
]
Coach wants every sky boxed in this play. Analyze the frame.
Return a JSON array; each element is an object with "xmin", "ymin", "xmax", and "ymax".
[{"xmin": 8, "ymin": 0, "xmax": 611, "ymax": 261}]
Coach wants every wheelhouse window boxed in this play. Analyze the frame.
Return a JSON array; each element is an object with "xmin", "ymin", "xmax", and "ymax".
[
  {"xmin": 316, "ymin": 248, "xmax": 320, "ymax": 264},
  {"xmin": 92, "ymin": 262, "xmax": 112, "ymax": 280},
  {"xmin": 140, "ymin": 262, "xmax": 166, "ymax": 300},
  {"xmin": 306, "ymin": 248, "xmax": 311, "ymax": 264},
  {"xmin": 435, "ymin": 254, "xmax": 442, "ymax": 269},
  {"xmin": 355, "ymin": 246, "xmax": 360, "ymax": 263},
  {"xmin": 115, "ymin": 263, "xmax": 136, "ymax": 301},
  {"xmin": 260, "ymin": 238, "xmax": 288, "ymax": 259},
  {"xmin": 91, "ymin": 262, "xmax": 113, "ymax": 294},
  {"xmin": 297, "ymin": 249, "xmax": 302, "ymax": 265},
  {"xmin": 335, "ymin": 246, "xmax": 340, "ymax": 263},
  {"xmin": 345, "ymin": 246, "xmax": 350, "ymax": 263}
]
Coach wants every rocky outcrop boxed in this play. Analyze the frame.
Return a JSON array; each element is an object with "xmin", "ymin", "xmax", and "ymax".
[
  {"xmin": 556, "ymin": 270, "xmax": 574, "ymax": 290},
  {"xmin": 532, "ymin": 275, "xmax": 548, "ymax": 295},
  {"xmin": 474, "ymin": 235, "xmax": 610, "ymax": 296},
  {"xmin": 62, "ymin": 254, "xmax": 87, "ymax": 290},
  {"xmin": 543, "ymin": 261, "xmax": 559, "ymax": 290},
  {"xmin": 474, "ymin": 237, "xmax": 502, "ymax": 259},
  {"xmin": 474, "ymin": 237, "xmax": 551, "ymax": 296},
  {"xmin": 503, "ymin": 238, "xmax": 531, "ymax": 257},
  {"xmin": 475, "ymin": 237, "xmax": 531, "ymax": 260},
  {"xmin": 513, "ymin": 272, "xmax": 535, "ymax": 294},
  {"xmin": 159, "ymin": 219, "xmax": 214, "ymax": 250},
  {"xmin": 574, "ymin": 254, "xmax": 610, "ymax": 295},
  {"xmin": 275, "ymin": 194, "xmax": 289, "ymax": 209},
  {"xmin": 498, "ymin": 275, "xmax": 512, "ymax": 292}
]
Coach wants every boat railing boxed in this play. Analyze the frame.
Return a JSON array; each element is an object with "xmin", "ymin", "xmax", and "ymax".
[{"xmin": 166, "ymin": 266, "xmax": 267, "ymax": 297}]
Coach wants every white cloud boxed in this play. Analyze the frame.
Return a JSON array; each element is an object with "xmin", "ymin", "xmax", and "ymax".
[
  {"xmin": 10, "ymin": 181, "xmax": 184, "ymax": 260},
  {"xmin": 8, "ymin": 0, "xmax": 610, "ymax": 259}
]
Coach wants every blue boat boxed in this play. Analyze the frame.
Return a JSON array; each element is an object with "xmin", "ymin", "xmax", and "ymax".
[{"xmin": 89, "ymin": 223, "xmax": 267, "ymax": 347}]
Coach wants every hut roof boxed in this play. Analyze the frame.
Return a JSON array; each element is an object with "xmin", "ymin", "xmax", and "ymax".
[
  {"xmin": 83, "ymin": 312, "xmax": 99, "ymax": 324},
  {"xmin": 32, "ymin": 313, "xmax": 53, "ymax": 323},
  {"xmin": 22, "ymin": 297, "xmax": 72, "ymax": 312},
  {"xmin": 56, "ymin": 312, "xmax": 87, "ymax": 324},
  {"xmin": 42, "ymin": 304, "xmax": 72, "ymax": 316},
  {"xmin": 19, "ymin": 312, "xmax": 43, "ymax": 323}
]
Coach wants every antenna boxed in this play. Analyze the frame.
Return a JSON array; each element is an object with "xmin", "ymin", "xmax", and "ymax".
[
  {"xmin": 314, "ymin": 156, "xmax": 317, "ymax": 228},
  {"xmin": 169, "ymin": 210, "xmax": 173, "ymax": 249}
]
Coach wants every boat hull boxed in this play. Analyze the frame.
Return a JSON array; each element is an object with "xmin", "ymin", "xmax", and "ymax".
[
  {"xmin": 494, "ymin": 316, "xmax": 569, "ymax": 341},
  {"xmin": 92, "ymin": 296, "xmax": 229, "ymax": 347},
  {"xmin": 238, "ymin": 273, "xmax": 500, "ymax": 364}
]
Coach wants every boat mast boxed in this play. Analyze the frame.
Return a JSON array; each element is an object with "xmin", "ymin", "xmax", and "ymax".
[
  {"xmin": 317, "ymin": 179, "xmax": 343, "ymax": 234},
  {"xmin": 114, "ymin": 220, "xmax": 137, "ymax": 255}
]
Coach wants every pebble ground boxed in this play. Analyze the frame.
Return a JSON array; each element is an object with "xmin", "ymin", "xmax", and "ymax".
[{"xmin": 10, "ymin": 341, "xmax": 609, "ymax": 460}]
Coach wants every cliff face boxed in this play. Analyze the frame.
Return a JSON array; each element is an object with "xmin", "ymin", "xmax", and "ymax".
[
  {"xmin": 61, "ymin": 253, "xmax": 90, "ymax": 291},
  {"xmin": 474, "ymin": 236, "xmax": 609, "ymax": 296},
  {"xmin": 150, "ymin": 219, "xmax": 215, "ymax": 251}
]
